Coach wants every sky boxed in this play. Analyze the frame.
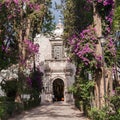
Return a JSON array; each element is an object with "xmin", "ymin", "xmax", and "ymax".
[{"xmin": 51, "ymin": 0, "xmax": 63, "ymax": 24}]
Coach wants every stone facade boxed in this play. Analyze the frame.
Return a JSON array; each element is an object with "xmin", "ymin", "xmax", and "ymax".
[{"xmin": 34, "ymin": 22, "xmax": 76, "ymax": 103}]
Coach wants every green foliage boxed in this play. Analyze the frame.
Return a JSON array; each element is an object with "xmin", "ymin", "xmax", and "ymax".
[
  {"xmin": 0, "ymin": 79, "xmax": 17, "ymax": 101},
  {"xmin": 116, "ymin": 46, "xmax": 120, "ymax": 59},
  {"xmin": 63, "ymin": 0, "xmax": 93, "ymax": 41},
  {"xmin": 21, "ymin": 69, "xmax": 43, "ymax": 110},
  {"xmin": 89, "ymin": 87, "xmax": 120, "ymax": 120},
  {"xmin": 69, "ymin": 75, "xmax": 94, "ymax": 114},
  {"xmin": 23, "ymin": 96, "xmax": 41, "ymax": 110},
  {"xmin": 0, "ymin": 0, "xmax": 53, "ymax": 70},
  {"xmin": 108, "ymin": 111, "xmax": 120, "ymax": 120},
  {"xmin": 42, "ymin": 8, "xmax": 55, "ymax": 34},
  {"xmin": 89, "ymin": 107, "xmax": 107, "ymax": 120},
  {"xmin": 113, "ymin": 0, "xmax": 120, "ymax": 30},
  {"xmin": 30, "ymin": 70, "xmax": 43, "ymax": 92},
  {"xmin": 0, "ymin": 76, "xmax": 41, "ymax": 118},
  {"xmin": 89, "ymin": 107, "xmax": 120, "ymax": 120},
  {"xmin": 0, "ymin": 97, "xmax": 23, "ymax": 120},
  {"xmin": 0, "ymin": 102, "xmax": 7, "ymax": 120},
  {"xmin": 70, "ymin": 77, "xmax": 94, "ymax": 101},
  {"xmin": 110, "ymin": 95, "xmax": 120, "ymax": 111},
  {"xmin": 110, "ymin": 87, "xmax": 120, "ymax": 112},
  {"xmin": 115, "ymin": 87, "xmax": 120, "ymax": 95}
]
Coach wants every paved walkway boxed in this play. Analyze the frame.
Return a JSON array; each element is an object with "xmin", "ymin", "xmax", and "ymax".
[{"xmin": 9, "ymin": 102, "xmax": 88, "ymax": 120}]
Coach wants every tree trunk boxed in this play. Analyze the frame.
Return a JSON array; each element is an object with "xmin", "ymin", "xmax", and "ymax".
[
  {"xmin": 93, "ymin": 2, "xmax": 105, "ymax": 108},
  {"xmin": 15, "ymin": 11, "xmax": 31, "ymax": 103}
]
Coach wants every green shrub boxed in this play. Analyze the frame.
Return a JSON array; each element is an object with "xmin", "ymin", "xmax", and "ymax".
[
  {"xmin": 89, "ymin": 106, "xmax": 120, "ymax": 120},
  {"xmin": 107, "ymin": 113, "xmax": 120, "ymax": 120},
  {"xmin": 6, "ymin": 102, "xmax": 23, "ymax": 115},
  {"xmin": 0, "ymin": 96, "xmax": 6, "ymax": 101},
  {"xmin": 0, "ymin": 100, "xmax": 23, "ymax": 120},
  {"xmin": 89, "ymin": 93, "xmax": 120, "ymax": 120},
  {"xmin": 14, "ymin": 102, "xmax": 24, "ymax": 114},
  {"xmin": 110, "ymin": 95, "xmax": 120, "ymax": 112},
  {"xmin": 1, "ymin": 79, "xmax": 17, "ymax": 101},
  {"xmin": 0, "ymin": 102, "xmax": 7, "ymax": 120},
  {"xmin": 23, "ymin": 97, "xmax": 41, "ymax": 110},
  {"xmin": 88, "ymin": 107, "xmax": 107, "ymax": 120}
]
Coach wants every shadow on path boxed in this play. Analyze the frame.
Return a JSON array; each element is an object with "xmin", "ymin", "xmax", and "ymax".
[{"xmin": 9, "ymin": 102, "xmax": 88, "ymax": 120}]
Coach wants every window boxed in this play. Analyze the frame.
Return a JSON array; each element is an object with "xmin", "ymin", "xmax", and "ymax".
[{"xmin": 52, "ymin": 45, "xmax": 63, "ymax": 59}]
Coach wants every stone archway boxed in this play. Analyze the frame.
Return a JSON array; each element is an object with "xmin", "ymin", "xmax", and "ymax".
[{"xmin": 53, "ymin": 78, "xmax": 64, "ymax": 101}]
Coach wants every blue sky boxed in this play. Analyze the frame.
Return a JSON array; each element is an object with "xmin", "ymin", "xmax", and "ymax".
[{"xmin": 51, "ymin": 0, "xmax": 63, "ymax": 24}]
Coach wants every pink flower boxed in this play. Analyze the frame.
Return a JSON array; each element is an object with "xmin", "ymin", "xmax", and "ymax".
[{"xmin": 13, "ymin": 0, "xmax": 19, "ymax": 4}]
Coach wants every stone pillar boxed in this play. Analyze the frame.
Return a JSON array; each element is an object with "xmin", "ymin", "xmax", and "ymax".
[
  {"xmin": 64, "ymin": 86, "xmax": 67, "ymax": 102},
  {"xmin": 41, "ymin": 92, "xmax": 46, "ymax": 104}
]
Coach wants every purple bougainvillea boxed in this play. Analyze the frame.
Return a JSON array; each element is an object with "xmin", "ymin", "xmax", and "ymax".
[
  {"xmin": 68, "ymin": 26, "xmax": 102, "ymax": 69},
  {"xmin": 68, "ymin": 0, "xmax": 115, "ymax": 70}
]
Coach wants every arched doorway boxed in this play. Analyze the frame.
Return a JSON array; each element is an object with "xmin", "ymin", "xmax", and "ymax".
[{"xmin": 53, "ymin": 78, "xmax": 64, "ymax": 101}]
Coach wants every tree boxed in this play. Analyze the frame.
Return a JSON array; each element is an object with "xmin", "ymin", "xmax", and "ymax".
[
  {"xmin": 63, "ymin": 0, "xmax": 93, "ymax": 41},
  {"xmin": 0, "ymin": 0, "xmax": 53, "ymax": 70},
  {"xmin": 0, "ymin": 0, "xmax": 53, "ymax": 103},
  {"xmin": 63, "ymin": 0, "xmax": 116, "ymax": 112},
  {"xmin": 113, "ymin": 0, "xmax": 120, "ymax": 30}
]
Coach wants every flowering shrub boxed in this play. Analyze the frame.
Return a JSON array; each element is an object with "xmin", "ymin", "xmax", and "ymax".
[
  {"xmin": 29, "ymin": 68, "xmax": 43, "ymax": 92},
  {"xmin": 69, "ymin": 26, "xmax": 102, "ymax": 70},
  {"xmin": 64, "ymin": 0, "xmax": 117, "ymax": 115},
  {"xmin": 24, "ymin": 39, "xmax": 39, "ymax": 59},
  {"xmin": 23, "ymin": 68, "xmax": 43, "ymax": 109},
  {"xmin": 104, "ymin": 37, "xmax": 116, "ymax": 67},
  {"xmin": 0, "ymin": 0, "xmax": 46, "ymax": 69},
  {"xmin": 68, "ymin": 0, "xmax": 115, "ymax": 70},
  {"xmin": 86, "ymin": 0, "xmax": 114, "ymax": 35},
  {"xmin": 95, "ymin": 0, "xmax": 116, "ymax": 67},
  {"xmin": 24, "ymin": 39, "xmax": 39, "ymax": 54}
]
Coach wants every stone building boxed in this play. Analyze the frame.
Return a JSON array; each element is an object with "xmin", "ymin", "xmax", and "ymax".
[{"xmin": 34, "ymin": 21, "xmax": 76, "ymax": 103}]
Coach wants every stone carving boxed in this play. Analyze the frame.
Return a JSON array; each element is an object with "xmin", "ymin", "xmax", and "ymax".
[{"xmin": 54, "ymin": 19, "xmax": 64, "ymax": 37}]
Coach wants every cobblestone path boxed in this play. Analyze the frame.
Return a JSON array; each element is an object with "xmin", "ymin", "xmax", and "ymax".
[{"xmin": 9, "ymin": 102, "xmax": 88, "ymax": 120}]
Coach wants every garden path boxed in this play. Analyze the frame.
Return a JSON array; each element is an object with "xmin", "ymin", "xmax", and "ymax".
[{"xmin": 9, "ymin": 102, "xmax": 88, "ymax": 120}]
